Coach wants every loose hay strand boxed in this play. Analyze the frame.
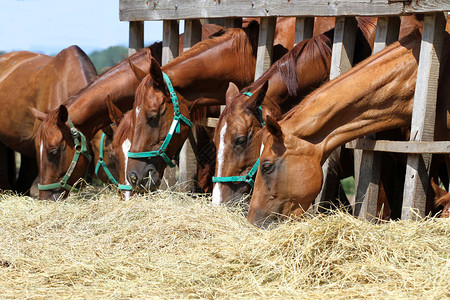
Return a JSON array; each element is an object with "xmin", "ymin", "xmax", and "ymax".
[{"xmin": 0, "ymin": 188, "xmax": 449, "ymax": 299}]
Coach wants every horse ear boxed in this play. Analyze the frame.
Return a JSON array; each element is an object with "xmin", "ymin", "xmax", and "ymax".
[
  {"xmin": 106, "ymin": 96, "xmax": 124, "ymax": 125},
  {"xmin": 265, "ymin": 115, "xmax": 284, "ymax": 142},
  {"xmin": 431, "ymin": 178, "xmax": 448, "ymax": 200},
  {"xmin": 128, "ymin": 58, "xmax": 148, "ymax": 82},
  {"xmin": 246, "ymin": 81, "xmax": 269, "ymax": 112},
  {"xmin": 57, "ymin": 105, "xmax": 69, "ymax": 126},
  {"xmin": 149, "ymin": 57, "xmax": 165, "ymax": 89},
  {"xmin": 226, "ymin": 82, "xmax": 240, "ymax": 106},
  {"xmin": 29, "ymin": 107, "xmax": 47, "ymax": 121}
]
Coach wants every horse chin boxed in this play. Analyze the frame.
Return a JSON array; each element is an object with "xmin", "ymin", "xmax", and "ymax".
[
  {"xmin": 39, "ymin": 189, "xmax": 67, "ymax": 201},
  {"xmin": 220, "ymin": 183, "xmax": 252, "ymax": 206}
]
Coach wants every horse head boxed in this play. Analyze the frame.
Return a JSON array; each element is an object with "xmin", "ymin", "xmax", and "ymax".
[
  {"xmin": 431, "ymin": 178, "xmax": 450, "ymax": 218},
  {"xmin": 247, "ymin": 116, "xmax": 323, "ymax": 228},
  {"xmin": 212, "ymin": 81, "xmax": 276, "ymax": 206},
  {"xmin": 31, "ymin": 105, "xmax": 93, "ymax": 200},
  {"xmin": 127, "ymin": 58, "xmax": 192, "ymax": 192}
]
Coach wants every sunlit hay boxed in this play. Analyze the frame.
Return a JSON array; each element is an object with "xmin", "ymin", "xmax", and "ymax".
[{"xmin": 0, "ymin": 189, "xmax": 449, "ymax": 299}]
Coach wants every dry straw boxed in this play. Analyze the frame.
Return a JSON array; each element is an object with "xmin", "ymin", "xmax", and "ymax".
[{"xmin": 0, "ymin": 187, "xmax": 449, "ymax": 299}]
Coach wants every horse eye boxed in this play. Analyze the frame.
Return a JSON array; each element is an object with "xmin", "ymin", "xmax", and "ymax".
[
  {"xmin": 234, "ymin": 136, "xmax": 247, "ymax": 147},
  {"xmin": 49, "ymin": 149, "xmax": 59, "ymax": 157},
  {"xmin": 261, "ymin": 162, "xmax": 274, "ymax": 174}
]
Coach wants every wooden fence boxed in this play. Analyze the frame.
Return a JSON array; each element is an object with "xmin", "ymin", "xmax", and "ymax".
[{"xmin": 119, "ymin": 0, "xmax": 450, "ymax": 220}]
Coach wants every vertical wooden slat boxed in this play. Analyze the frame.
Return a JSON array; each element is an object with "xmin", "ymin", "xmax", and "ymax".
[
  {"xmin": 254, "ymin": 17, "xmax": 277, "ymax": 80},
  {"xmin": 225, "ymin": 17, "xmax": 242, "ymax": 28},
  {"xmin": 128, "ymin": 21, "xmax": 144, "ymax": 56},
  {"xmin": 401, "ymin": 12, "xmax": 446, "ymax": 220},
  {"xmin": 161, "ymin": 20, "xmax": 180, "ymax": 189},
  {"xmin": 295, "ymin": 17, "xmax": 314, "ymax": 44},
  {"xmin": 162, "ymin": 20, "xmax": 179, "ymax": 65},
  {"xmin": 354, "ymin": 16, "xmax": 400, "ymax": 220},
  {"xmin": 314, "ymin": 16, "xmax": 358, "ymax": 212},
  {"xmin": 178, "ymin": 19, "xmax": 203, "ymax": 192}
]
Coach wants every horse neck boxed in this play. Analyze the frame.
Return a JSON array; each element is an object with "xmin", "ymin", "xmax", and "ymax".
[
  {"xmin": 283, "ymin": 33, "xmax": 420, "ymax": 163},
  {"xmin": 248, "ymin": 30, "xmax": 334, "ymax": 115},
  {"xmin": 67, "ymin": 51, "xmax": 151, "ymax": 140},
  {"xmin": 163, "ymin": 31, "xmax": 256, "ymax": 104}
]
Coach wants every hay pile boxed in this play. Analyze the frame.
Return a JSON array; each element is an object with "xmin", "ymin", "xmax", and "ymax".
[{"xmin": 0, "ymin": 188, "xmax": 449, "ymax": 299}]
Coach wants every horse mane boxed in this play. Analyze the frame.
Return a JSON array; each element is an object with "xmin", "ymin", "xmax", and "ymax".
[
  {"xmin": 282, "ymin": 28, "xmax": 422, "ymax": 122},
  {"xmin": 240, "ymin": 29, "xmax": 333, "ymax": 100},
  {"xmin": 65, "ymin": 45, "xmax": 98, "ymax": 85},
  {"xmin": 165, "ymin": 25, "xmax": 257, "ymax": 81}
]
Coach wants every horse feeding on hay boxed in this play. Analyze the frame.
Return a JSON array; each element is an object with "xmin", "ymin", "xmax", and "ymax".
[
  {"xmin": 102, "ymin": 97, "xmax": 220, "ymax": 199},
  {"xmin": 247, "ymin": 24, "xmax": 450, "ymax": 227},
  {"xmin": 211, "ymin": 17, "xmax": 384, "ymax": 207},
  {"xmin": 31, "ymin": 24, "xmax": 223, "ymax": 200},
  {"xmin": 125, "ymin": 17, "xmax": 336, "ymax": 192},
  {"xmin": 0, "ymin": 46, "xmax": 97, "ymax": 195},
  {"xmin": 212, "ymin": 15, "xmax": 424, "ymax": 219}
]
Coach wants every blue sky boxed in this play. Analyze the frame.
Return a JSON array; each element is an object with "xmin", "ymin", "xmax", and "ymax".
[{"xmin": 0, "ymin": 0, "xmax": 163, "ymax": 55}]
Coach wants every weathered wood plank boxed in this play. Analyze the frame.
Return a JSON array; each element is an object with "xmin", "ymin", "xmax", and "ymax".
[
  {"xmin": 354, "ymin": 16, "xmax": 400, "ymax": 220},
  {"xmin": 315, "ymin": 16, "xmax": 357, "ymax": 210},
  {"xmin": 162, "ymin": 20, "xmax": 179, "ymax": 65},
  {"xmin": 401, "ymin": 12, "xmax": 447, "ymax": 220},
  {"xmin": 254, "ymin": 17, "xmax": 277, "ymax": 80},
  {"xmin": 128, "ymin": 21, "xmax": 144, "ymax": 56},
  {"xmin": 346, "ymin": 139, "xmax": 450, "ymax": 154},
  {"xmin": 178, "ymin": 19, "xmax": 203, "ymax": 192},
  {"xmin": 120, "ymin": 0, "xmax": 450, "ymax": 21},
  {"xmin": 295, "ymin": 17, "xmax": 314, "ymax": 44}
]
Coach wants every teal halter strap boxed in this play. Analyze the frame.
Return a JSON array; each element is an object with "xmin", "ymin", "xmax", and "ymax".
[
  {"xmin": 212, "ymin": 91, "xmax": 264, "ymax": 189},
  {"xmin": 95, "ymin": 127, "xmax": 119, "ymax": 186},
  {"xmin": 127, "ymin": 72, "xmax": 193, "ymax": 168},
  {"xmin": 94, "ymin": 125, "xmax": 134, "ymax": 192},
  {"xmin": 38, "ymin": 116, "xmax": 92, "ymax": 193}
]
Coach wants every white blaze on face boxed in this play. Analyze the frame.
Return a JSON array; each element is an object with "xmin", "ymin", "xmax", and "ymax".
[
  {"xmin": 135, "ymin": 106, "xmax": 141, "ymax": 119},
  {"xmin": 40, "ymin": 140, "xmax": 44, "ymax": 164},
  {"xmin": 122, "ymin": 138, "xmax": 132, "ymax": 201},
  {"xmin": 260, "ymin": 142, "xmax": 265, "ymax": 156},
  {"xmin": 212, "ymin": 122, "xmax": 227, "ymax": 206}
]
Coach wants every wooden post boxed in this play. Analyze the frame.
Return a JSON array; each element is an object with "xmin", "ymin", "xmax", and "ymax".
[
  {"xmin": 162, "ymin": 20, "xmax": 179, "ymax": 65},
  {"xmin": 354, "ymin": 16, "xmax": 400, "ymax": 220},
  {"xmin": 315, "ymin": 16, "xmax": 357, "ymax": 212},
  {"xmin": 254, "ymin": 17, "xmax": 277, "ymax": 80},
  {"xmin": 295, "ymin": 17, "xmax": 314, "ymax": 44},
  {"xmin": 128, "ymin": 21, "xmax": 144, "ymax": 56},
  {"xmin": 225, "ymin": 18, "xmax": 242, "ymax": 28},
  {"xmin": 401, "ymin": 12, "xmax": 446, "ymax": 220},
  {"xmin": 161, "ymin": 20, "xmax": 180, "ymax": 189},
  {"xmin": 178, "ymin": 19, "xmax": 202, "ymax": 192}
]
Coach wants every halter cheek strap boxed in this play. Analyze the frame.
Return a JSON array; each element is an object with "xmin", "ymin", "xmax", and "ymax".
[
  {"xmin": 94, "ymin": 126, "xmax": 134, "ymax": 191},
  {"xmin": 38, "ymin": 116, "xmax": 92, "ymax": 193},
  {"xmin": 212, "ymin": 91, "xmax": 264, "ymax": 189},
  {"xmin": 127, "ymin": 72, "xmax": 193, "ymax": 168}
]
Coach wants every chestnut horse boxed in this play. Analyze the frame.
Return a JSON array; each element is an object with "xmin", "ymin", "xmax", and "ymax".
[
  {"xmin": 431, "ymin": 178, "xmax": 450, "ymax": 218},
  {"xmin": 126, "ymin": 23, "xmax": 260, "ymax": 192},
  {"xmin": 212, "ymin": 17, "xmax": 379, "ymax": 205},
  {"xmin": 125, "ymin": 18, "xmax": 334, "ymax": 192},
  {"xmin": 248, "ymin": 26, "xmax": 450, "ymax": 227},
  {"xmin": 31, "ymin": 24, "xmax": 224, "ymax": 200},
  {"xmin": 0, "ymin": 46, "xmax": 97, "ymax": 195}
]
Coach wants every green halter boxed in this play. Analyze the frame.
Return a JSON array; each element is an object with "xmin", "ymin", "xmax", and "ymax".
[
  {"xmin": 95, "ymin": 127, "xmax": 119, "ymax": 186},
  {"xmin": 127, "ymin": 72, "xmax": 193, "ymax": 168},
  {"xmin": 212, "ymin": 91, "xmax": 264, "ymax": 189},
  {"xmin": 94, "ymin": 125, "xmax": 134, "ymax": 192},
  {"xmin": 38, "ymin": 116, "xmax": 92, "ymax": 193}
]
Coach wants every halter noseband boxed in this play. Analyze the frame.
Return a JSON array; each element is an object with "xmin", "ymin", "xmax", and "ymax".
[
  {"xmin": 38, "ymin": 116, "xmax": 92, "ymax": 193},
  {"xmin": 212, "ymin": 91, "xmax": 264, "ymax": 189},
  {"xmin": 127, "ymin": 72, "xmax": 193, "ymax": 168},
  {"xmin": 94, "ymin": 126, "xmax": 133, "ymax": 191}
]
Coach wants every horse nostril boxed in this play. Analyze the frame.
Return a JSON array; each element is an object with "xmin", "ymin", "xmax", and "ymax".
[{"xmin": 130, "ymin": 173, "xmax": 138, "ymax": 185}]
